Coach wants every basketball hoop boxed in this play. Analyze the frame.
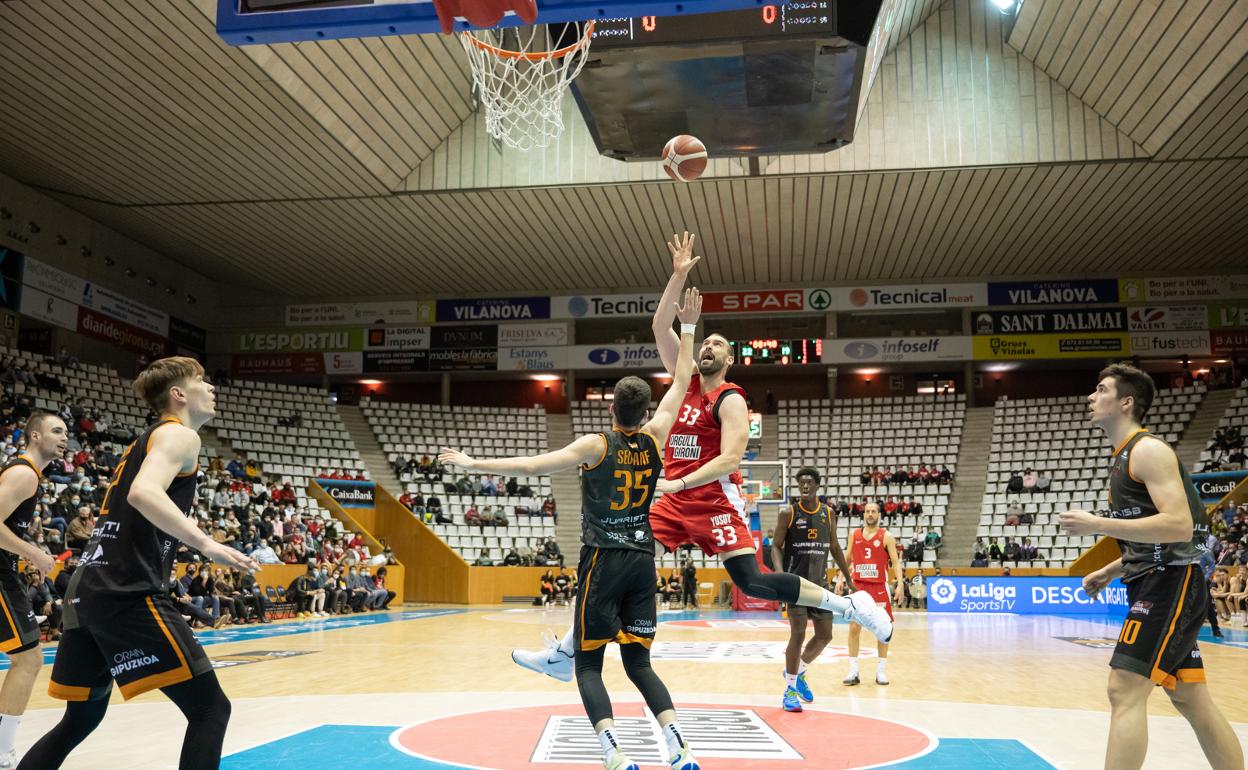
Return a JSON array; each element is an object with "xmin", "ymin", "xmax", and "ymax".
[{"xmin": 458, "ymin": 21, "xmax": 594, "ymax": 151}]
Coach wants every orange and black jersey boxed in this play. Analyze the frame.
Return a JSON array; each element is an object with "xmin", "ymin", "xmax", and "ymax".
[
  {"xmin": 65, "ymin": 418, "xmax": 198, "ymax": 628},
  {"xmin": 0, "ymin": 455, "xmax": 40, "ymax": 575},
  {"xmin": 580, "ymin": 429, "xmax": 662, "ymax": 553}
]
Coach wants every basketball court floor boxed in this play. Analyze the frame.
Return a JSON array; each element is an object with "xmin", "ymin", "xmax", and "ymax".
[{"xmin": 8, "ymin": 605, "xmax": 1245, "ymax": 769}]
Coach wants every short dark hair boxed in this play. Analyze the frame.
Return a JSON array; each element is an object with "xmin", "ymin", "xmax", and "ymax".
[
  {"xmin": 134, "ymin": 356, "xmax": 204, "ymax": 413},
  {"xmin": 613, "ymin": 376, "xmax": 651, "ymax": 427},
  {"xmin": 795, "ymin": 467, "xmax": 820, "ymax": 485},
  {"xmin": 1099, "ymin": 362, "xmax": 1155, "ymax": 423},
  {"xmin": 26, "ymin": 411, "xmax": 62, "ymax": 440}
]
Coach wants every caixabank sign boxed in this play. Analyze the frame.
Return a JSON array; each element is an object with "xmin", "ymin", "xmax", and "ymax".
[
  {"xmin": 926, "ymin": 577, "xmax": 1128, "ymax": 615},
  {"xmin": 318, "ymin": 479, "xmax": 375, "ymax": 509}
]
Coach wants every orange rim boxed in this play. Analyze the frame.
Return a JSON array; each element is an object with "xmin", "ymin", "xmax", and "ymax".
[{"xmin": 462, "ymin": 21, "xmax": 594, "ymax": 61}]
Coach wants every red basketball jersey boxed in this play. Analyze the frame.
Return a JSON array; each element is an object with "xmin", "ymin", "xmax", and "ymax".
[
  {"xmin": 662, "ymin": 374, "xmax": 747, "ymax": 483},
  {"xmin": 850, "ymin": 527, "xmax": 891, "ymax": 585}
]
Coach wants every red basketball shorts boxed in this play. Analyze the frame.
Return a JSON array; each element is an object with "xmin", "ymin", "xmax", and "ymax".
[{"xmin": 649, "ymin": 477, "xmax": 753, "ymax": 556}]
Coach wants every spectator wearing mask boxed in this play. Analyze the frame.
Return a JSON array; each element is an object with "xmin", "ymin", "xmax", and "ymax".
[
  {"xmin": 373, "ymin": 567, "xmax": 396, "ymax": 609},
  {"xmin": 170, "ymin": 568, "xmax": 215, "ymax": 627},
  {"xmin": 988, "ymin": 538, "xmax": 1004, "ymax": 562},
  {"xmin": 472, "ymin": 550, "xmax": 494, "ymax": 567},
  {"xmin": 543, "ymin": 536, "xmax": 564, "ymax": 568},
  {"xmin": 66, "ymin": 506, "xmax": 95, "ymax": 551},
  {"xmin": 503, "ymin": 548, "xmax": 522, "ymax": 566},
  {"xmin": 1004, "ymin": 537, "xmax": 1022, "ymax": 564},
  {"xmin": 539, "ymin": 569, "xmax": 556, "ymax": 605}
]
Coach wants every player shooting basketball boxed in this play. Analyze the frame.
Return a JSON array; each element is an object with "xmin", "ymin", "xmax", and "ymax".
[
  {"xmin": 512, "ymin": 232, "xmax": 893, "ymax": 686},
  {"xmin": 440, "ymin": 289, "xmax": 705, "ymax": 770}
]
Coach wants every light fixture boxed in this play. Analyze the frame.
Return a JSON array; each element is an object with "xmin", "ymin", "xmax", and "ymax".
[
  {"xmin": 359, "ymin": 379, "xmax": 382, "ymax": 386},
  {"xmin": 857, "ymin": 368, "xmax": 882, "ymax": 376},
  {"xmin": 990, "ymin": 0, "xmax": 1018, "ymax": 12},
  {"xmin": 1214, "ymin": 359, "xmax": 1229, "ymax": 364},
  {"xmin": 531, "ymin": 373, "xmax": 561, "ymax": 382}
]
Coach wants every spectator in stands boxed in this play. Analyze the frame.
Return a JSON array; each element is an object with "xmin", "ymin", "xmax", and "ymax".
[
  {"xmin": 503, "ymin": 547, "xmax": 522, "ymax": 566},
  {"xmin": 237, "ymin": 570, "xmax": 269, "ymax": 623},
  {"xmin": 1004, "ymin": 537, "xmax": 1022, "ymax": 565},
  {"xmin": 543, "ymin": 536, "xmax": 564, "ymax": 568},
  {"xmin": 542, "ymin": 496, "xmax": 557, "ymax": 523},
  {"xmin": 373, "ymin": 567, "xmax": 396, "ymax": 609},
  {"xmin": 554, "ymin": 567, "xmax": 574, "ymax": 604},
  {"xmin": 66, "ymin": 505, "xmax": 94, "ymax": 551},
  {"xmin": 493, "ymin": 506, "xmax": 509, "ymax": 527},
  {"xmin": 659, "ymin": 570, "xmax": 679, "ymax": 607},
  {"xmin": 455, "ymin": 474, "xmax": 472, "ymax": 494},
  {"xmin": 170, "ymin": 567, "xmax": 215, "ymax": 628},
  {"xmin": 859, "ymin": 467, "xmax": 872, "ymax": 486},
  {"xmin": 227, "ymin": 454, "xmax": 247, "ymax": 479},
  {"xmin": 481, "ymin": 475, "xmax": 497, "ymax": 495},
  {"xmin": 505, "ymin": 477, "xmax": 519, "ymax": 495},
  {"xmin": 399, "ymin": 491, "xmax": 415, "ymax": 511},
  {"xmin": 287, "ymin": 566, "xmax": 315, "ymax": 618},
  {"xmin": 188, "ymin": 566, "xmax": 226, "ymax": 627},
  {"xmin": 1002, "ymin": 566, "xmax": 1013, "ymax": 577},
  {"xmin": 883, "ymin": 496, "xmax": 898, "ymax": 518},
  {"xmin": 479, "ymin": 506, "xmax": 496, "ymax": 527},
  {"xmin": 428, "ymin": 494, "xmax": 447, "ymax": 523},
  {"xmin": 938, "ymin": 465, "xmax": 952, "ymax": 483},
  {"xmin": 24, "ymin": 566, "xmax": 60, "ymax": 637},
  {"xmin": 1022, "ymin": 468, "xmax": 1038, "ymax": 492},
  {"xmin": 988, "ymin": 537, "xmax": 1004, "ymax": 562},
  {"xmin": 539, "ymin": 570, "xmax": 556, "ymax": 604},
  {"xmin": 908, "ymin": 496, "xmax": 923, "ymax": 518},
  {"xmin": 473, "ymin": 549, "xmax": 494, "ymax": 567},
  {"xmin": 1021, "ymin": 538, "xmax": 1039, "ymax": 562},
  {"xmin": 923, "ymin": 528, "xmax": 942, "ymax": 551},
  {"xmin": 1005, "ymin": 501, "xmax": 1023, "ymax": 526},
  {"xmin": 870, "ymin": 466, "xmax": 884, "ymax": 486},
  {"xmin": 465, "ymin": 502, "xmax": 482, "ymax": 530},
  {"xmin": 972, "ymin": 551, "xmax": 989, "ymax": 567},
  {"xmin": 681, "ymin": 559, "xmax": 697, "ymax": 609},
  {"xmin": 244, "ymin": 458, "xmax": 262, "ymax": 482},
  {"xmin": 916, "ymin": 463, "xmax": 932, "ymax": 485}
]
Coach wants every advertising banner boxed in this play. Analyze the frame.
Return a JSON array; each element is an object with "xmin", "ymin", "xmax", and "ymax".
[
  {"xmin": 81, "ymin": 282, "xmax": 170, "ymax": 337},
  {"xmin": 926, "ymin": 576, "xmax": 1129, "ymax": 615},
  {"xmin": 233, "ymin": 327, "xmax": 362, "ymax": 353},
  {"xmin": 430, "ymin": 325, "xmax": 497, "ymax": 350},
  {"xmin": 829, "ymin": 282, "xmax": 987, "ymax": 311},
  {"xmin": 364, "ymin": 350, "xmax": 429, "ymax": 373},
  {"xmin": 551, "ymin": 293, "xmax": 662, "ymax": 320},
  {"xmin": 973, "ymin": 333, "xmax": 1129, "ymax": 360},
  {"xmin": 700, "ymin": 290, "xmax": 806, "ymax": 314},
  {"xmin": 1129, "ymin": 331, "xmax": 1210, "ymax": 357},
  {"xmin": 76, "ymin": 307, "xmax": 168, "ymax": 357},
  {"xmin": 0, "ymin": 247, "xmax": 24, "ymax": 311},
  {"xmin": 285, "ymin": 300, "xmax": 432, "ymax": 326},
  {"xmin": 19, "ymin": 286, "xmax": 78, "ymax": 331},
  {"xmin": 22, "ymin": 256, "xmax": 85, "ymax": 303},
  {"xmin": 427, "ymin": 348, "xmax": 497, "ymax": 370},
  {"xmin": 436, "ymin": 296, "xmax": 550, "ymax": 323},
  {"xmin": 497, "ymin": 346, "xmax": 568, "ymax": 371},
  {"xmin": 318, "ymin": 479, "xmax": 375, "ymax": 508},
  {"xmin": 1126, "ymin": 305, "xmax": 1207, "ymax": 332},
  {"xmin": 987, "ymin": 279, "xmax": 1119, "ymax": 306},
  {"xmin": 568, "ymin": 344, "xmax": 665, "ymax": 369},
  {"xmin": 1120, "ymin": 275, "xmax": 1248, "ymax": 303},
  {"xmin": 364, "ymin": 325, "xmax": 430, "ymax": 351},
  {"xmin": 497, "ymin": 322, "xmax": 568, "ymax": 347},
  {"xmin": 169, "ymin": 316, "xmax": 208, "ymax": 354},
  {"xmin": 973, "ymin": 308, "xmax": 1126, "ymax": 335},
  {"xmin": 231, "ymin": 353, "xmax": 327, "ymax": 376},
  {"xmin": 1190, "ymin": 471, "xmax": 1248, "ymax": 503},
  {"xmin": 1208, "ymin": 302, "xmax": 1248, "ymax": 330},
  {"xmin": 323, "ymin": 351, "xmax": 363, "ymax": 375},
  {"xmin": 1211, "ymin": 330, "xmax": 1248, "ymax": 355},
  {"xmin": 825, "ymin": 336, "xmax": 971, "ymax": 363}
]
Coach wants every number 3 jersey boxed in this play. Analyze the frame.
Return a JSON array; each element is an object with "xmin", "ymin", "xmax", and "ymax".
[
  {"xmin": 850, "ymin": 527, "xmax": 892, "ymax": 585},
  {"xmin": 580, "ymin": 429, "xmax": 663, "ymax": 553}
]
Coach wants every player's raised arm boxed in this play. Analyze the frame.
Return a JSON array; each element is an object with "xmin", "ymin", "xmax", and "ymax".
[
  {"xmin": 129, "ymin": 424, "xmax": 259, "ymax": 571},
  {"xmin": 652, "ymin": 231, "xmax": 701, "ymax": 374},
  {"xmin": 440, "ymin": 433, "xmax": 605, "ymax": 477},
  {"xmin": 644, "ymin": 287, "xmax": 702, "ymax": 445}
]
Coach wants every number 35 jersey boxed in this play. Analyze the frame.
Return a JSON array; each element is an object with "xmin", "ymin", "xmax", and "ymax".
[{"xmin": 580, "ymin": 429, "xmax": 663, "ymax": 553}]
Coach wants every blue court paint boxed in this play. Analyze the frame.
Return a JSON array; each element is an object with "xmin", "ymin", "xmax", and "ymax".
[
  {"xmin": 0, "ymin": 609, "xmax": 465, "ymax": 671},
  {"xmin": 221, "ymin": 725, "xmax": 1056, "ymax": 769}
]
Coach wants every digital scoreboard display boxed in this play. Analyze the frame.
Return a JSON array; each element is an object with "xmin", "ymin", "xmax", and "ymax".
[
  {"xmin": 592, "ymin": 2, "xmax": 836, "ymax": 46},
  {"xmin": 731, "ymin": 338, "xmax": 822, "ymax": 366}
]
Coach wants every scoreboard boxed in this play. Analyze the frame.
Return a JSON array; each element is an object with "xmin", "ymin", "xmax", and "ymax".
[{"xmin": 730, "ymin": 338, "xmax": 822, "ymax": 366}]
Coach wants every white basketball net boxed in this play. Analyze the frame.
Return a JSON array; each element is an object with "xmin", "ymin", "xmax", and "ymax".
[{"xmin": 459, "ymin": 23, "xmax": 594, "ymax": 151}]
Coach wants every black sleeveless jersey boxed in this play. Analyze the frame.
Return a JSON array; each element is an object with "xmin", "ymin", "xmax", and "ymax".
[
  {"xmin": 0, "ymin": 455, "xmax": 40, "ymax": 574},
  {"xmin": 66, "ymin": 418, "xmax": 199, "ymax": 626},
  {"xmin": 579, "ymin": 429, "xmax": 662, "ymax": 553},
  {"xmin": 1107, "ymin": 429, "xmax": 1209, "ymax": 583},
  {"xmin": 781, "ymin": 501, "xmax": 833, "ymax": 587}
]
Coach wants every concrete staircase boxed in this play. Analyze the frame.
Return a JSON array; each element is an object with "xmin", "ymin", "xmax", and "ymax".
[
  {"xmin": 758, "ymin": 413, "xmax": 779, "ymax": 461},
  {"xmin": 1176, "ymin": 388, "xmax": 1235, "ymax": 472},
  {"xmin": 335, "ymin": 404, "xmax": 404, "ymax": 497},
  {"xmin": 546, "ymin": 413, "xmax": 582, "ymax": 554},
  {"xmin": 939, "ymin": 406, "xmax": 996, "ymax": 565}
]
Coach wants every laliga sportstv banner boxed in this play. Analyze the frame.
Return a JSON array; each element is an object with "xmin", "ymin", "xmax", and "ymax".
[{"xmin": 926, "ymin": 577, "xmax": 1128, "ymax": 615}]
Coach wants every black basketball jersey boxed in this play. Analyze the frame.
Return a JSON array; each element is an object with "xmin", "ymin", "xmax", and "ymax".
[
  {"xmin": 65, "ymin": 418, "xmax": 199, "ymax": 626},
  {"xmin": 0, "ymin": 455, "xmax": 40, "ymax": 574},
  {"xmin": 579, "ymin": 429, "xmax": 662, "ymax": 553},
  {"xmin": 1108, "ymin": 429, "xmax": 1209, "ymax": 583},
  {"xmin": 781, "ymin": 500, "xmax": 832, "ymax": 587}
]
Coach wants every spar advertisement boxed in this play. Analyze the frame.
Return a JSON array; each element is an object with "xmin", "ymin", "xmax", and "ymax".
[{"xmin": 926, "ymin": 576, "xmax": 1129, "ymax": 616}]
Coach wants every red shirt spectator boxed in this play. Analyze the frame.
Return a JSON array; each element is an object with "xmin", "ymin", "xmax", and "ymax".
[
  {"xmin": 78, "ymin": 416, "xmax": 95, "ymax": 434},
  {"xmin": 275, "ymin": 484, "xmax": 296, "ymax": 504},
  {"xmin": 917, "ymin": 465, "xmax": 931, "ymax": 484},
  {"xmin": 399, "ymin": 492, "xmax": 414, "ymax": 510},
  {"xmin": 898, "ymin": 500, "xmax": 911, "ymax": 516},
  {"xmin": 883, "ymin": 497, "xmax": 898, "ymax": 516},
  {"xmin": 354, "ymin": 472, "xmax": 367, "ymax": 481},
  {"xmin": 73, "ymin": 449, "xmax": 90, "ymax": 468}
]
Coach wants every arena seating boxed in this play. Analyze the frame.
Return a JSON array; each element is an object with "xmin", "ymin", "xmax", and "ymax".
[
  {"xmin": 776, "ymin": 395, "xmax": 962, "ymax": 569},
  {"xmin": 1194, "ymin": 384, "xmax": 1247, "ymax": 471},
  {"xmin": 360, "ymin": 399, "xmax": 557, "ymax": 562},
  {"xmin": 980, "ymin": 386, "xmax": 1205, "ymax": 566}
]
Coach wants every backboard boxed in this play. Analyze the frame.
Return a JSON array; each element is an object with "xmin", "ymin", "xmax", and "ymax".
[{"xmin": 217, "ymin": 0, "xmax": 776, "ymax": 44}]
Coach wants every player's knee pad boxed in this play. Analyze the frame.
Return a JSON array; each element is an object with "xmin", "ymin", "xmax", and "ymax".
[{"xmin": 723, "ymin": 554, "xmax": 801, "ymax": 604}]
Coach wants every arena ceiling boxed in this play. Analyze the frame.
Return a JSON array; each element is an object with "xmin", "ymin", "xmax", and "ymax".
[{"xmin": 0, "ymin": 0, "xmax": 1244, "ymax": 299}]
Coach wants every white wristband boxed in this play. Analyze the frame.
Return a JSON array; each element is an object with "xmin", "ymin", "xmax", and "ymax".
[{"xmin": 680, "ymin": 323, "xmax": 696, "ymax": 335}]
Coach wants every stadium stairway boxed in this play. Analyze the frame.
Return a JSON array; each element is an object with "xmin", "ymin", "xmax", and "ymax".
[
  {"xmin": 759, "ymin": 413, "xmax": 779, "ymax": 461},
  {"xmin": 336, "ymin": 404, "xmax": 404, "ymax": 496},
  {"xmin": 1176, "ymin": 388, "xmax": 1236, "ymax": 471},
  {"xmin": 939, "ymin": 406, "xmax": 995, "ymax": 565},
  {"xmin": 546, "ymin": 413, "xmax": 582, "ymax": 554}
]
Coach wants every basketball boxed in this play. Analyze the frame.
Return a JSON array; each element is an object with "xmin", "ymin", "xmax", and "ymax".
[{"xmin": 662, "ymin": 135, "xmax": 708, "ymax": 182}]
